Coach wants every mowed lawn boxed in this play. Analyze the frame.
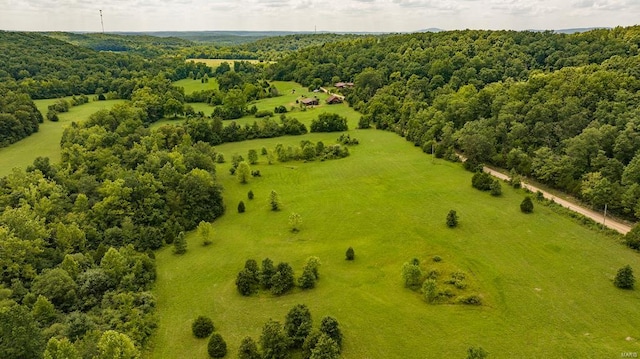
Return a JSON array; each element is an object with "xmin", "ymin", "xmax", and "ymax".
[
  {"xmin": 0, "ymin": 98, "xmax": 126, "ymax": 177},
  {"xmin": 149, "ymin": 124, "xmax": 640, "ymax": 357}
]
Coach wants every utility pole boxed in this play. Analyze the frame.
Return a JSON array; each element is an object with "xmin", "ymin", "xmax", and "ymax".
[{"xmin": 100, "ymin": 10, "xmax": 104, "ymax": 33}]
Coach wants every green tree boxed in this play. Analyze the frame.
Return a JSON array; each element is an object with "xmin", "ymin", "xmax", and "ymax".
[
  {"xmin": 192, "ymin": 316, "xmax": 215, "ymax": 338},
  {"xmin": 289, "ymin": 212, "xmax": 302, "ymax": 232},
  {"xmin": 298, "ymin": 266, "xmax": 317, "ymax": 289},
  {"xmin": 466, "ymin": 346, "xmax": 489, "ymax": 359},
  {"xmin": 198, "ymin": 221, "xmax": 213, "ymax": 246},
  {"xmin": 446, "ymin": 210, "xmax": 458, "ymax": 228},
  {"xmin": 309, "ymin": 334, "xmax": 340, "ymax": 359},
  {"xmin": 173, "ymin": 231, "xmax": 187, "ymax": 255},
  {"xmin": 422, "ymin": 279, "xmax": 438, "ymax": 303},
  {"xmin": 261, "ymin": 258, "xmax": 275, "ymax": 289},
  {"xmin": 271, "ymin": 262, "xmax": 295, "ymax": 296},
  {"xmin": 44, "ymin": 337, "xmax": 79, "ymax": 359},
  {"xmin": 490, "ymin": 180, "xmax": 502, "ymax": 196},
  {"xmin": 614, "ymin": 265, "xmax": 635, "ymax": 289},
  {"xmin": 236, "ymin": 268, "xmax": 259, "ymax": 296},
  {"xmin": 260, "ymin": 319, "xmax": 291, "ymax": 359},
  {"xmin": 237, "ymin": 336, "xmax": 261, "ymax": 359},
  {"xmin": 96, "ymin": 330, "xmax": 140, "ymax": 359},
  {"xmin": 248, "ymin": 149, "xmax": 259, "ymax": 164},
  {"xmin": 32, "ymin": 295, "xmax": 57, "ymax": 326},
  {"xmin": 520, "ymin": 197, "xmax": 534, "ymax": 213},
  {"xmin": 164, "ymin": 98, "xmax": 183, "ymax": 118},
  {"xmin": 0, "ymin": 304, "xmax": 44, "ymax": 359},
  {"xmin": 237, "ymin": 161, "xmax": 251, "ymax": 184},
  {"xmin": 346, "ymin": 247, "xmax": 355, "ymax": 260},
  {"xmin": 302, "ymin": 330, "xmax": 322, "ymax": 359},
  {"xmin": 402, "ymin": 262, "xmax": 422, "ymax": 289},
  {"xmin": 238, "ymin": 201, "xmax": 246, "ymax": 213},
  {"xmin": 285, "ymin": 304, "xmax": 313, "ymax": 348},
  {"xmin": 32, "ymin": 268, "xmax": 78, "ymax": 311},
  {"xmin": 207, "ymin": 333, "xmax": 227, "ymax": 358},
  {"xmin": 319, "ymin": 316, "xmax": 342, "ymax": 348},
  {"xmin": 270, "ymin": 190, "xmax": 281, "ymax": 211},
  {"xmin": 248, "ymin": 190, "xmax": 254, "ymax": 200}
]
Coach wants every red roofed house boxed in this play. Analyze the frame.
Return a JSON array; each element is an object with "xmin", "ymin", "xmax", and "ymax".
[{"xmin": 335, "ymin": 82, "xmax": 354, "ymax": 89}]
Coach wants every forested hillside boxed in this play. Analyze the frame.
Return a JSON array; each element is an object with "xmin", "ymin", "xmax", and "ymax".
[
  {"xmin": 268, "ymin": 26, "xmax": 640, "ymax": 218},
  {"xmin": 0, "ymin": 85, "xmax": 42, "ymax": 147},
  {"xmin": 0, "ymin": 31, "xmax": 199, "ymax": 99}
]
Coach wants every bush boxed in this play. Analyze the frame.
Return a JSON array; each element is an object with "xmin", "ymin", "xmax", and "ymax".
[
  {"xmin": 471, "ymin": 172, "xmax": 493, "ymax": 191},
  {"xmin": 274, "ymin": 105, "xmax": 287, "ymax": 114},
  {"xmin": 614, "ymin": 265, "xmax": 635, "ymax": 289},
  {"xmin": 422, "ymin": 279, "xmax": 438, "ymax": 303},
  {"xmin": 207, "ymin": 333, "xmax": 227, "ymax": 358},
  {"xmin": 357, "ymin": 115, "xmax": 371, "ymax": 129},
  {"xmin": 432, "ymin": 255, "xmax": 442, "ymax": 262},
  {"xmin": 270, "ymin": 190, "xmax": 280, "ymax": 211},
  {"xmin": 345, "ymin": 247, "xmax": 355, "ymax": 260},
  {"xmin": 446, "ymin": 210, "xmax": 458, "ymax": 228},
  {"xmin": 238, "ymin": 201, "xmax": 246, "ymax": 213},
  {"xmin": 248, "ymin": 190, "xmax": 254, "ymax": 200},
  {"xmin": 236, "ymin": 268, "xmax": 259, "ymax": 296},
  {"xmin": 402, "ymin": 262, "xmax": 422, "ymax": 289},
  {"xmin": 238, "ymin": 336, "xmax": 260, "ymax": 359},
  {"xmin": 255, "ymin": 110, "xmax": 274, "ymax": 118},
  {"xmin": 192, "ymin": 316, "xmax": 215, "ymax": 338},
  {"xmin": 490, "ymin": 180, "xmax": 502, "ymax": 196},
  {"xmin": 466, "ymin": 346, "xmax": 489, "ymax": 359},
  {"xmin": 458, "ymin": 294, "xmax": 483, "ymax": 305},
  {"xmin": 310, "ymin": 113, "xmax": 348, "ymax": 132},
  {"xmin": 319, "ymin": 316, "xmax": 343, "ymax": 348},
  {"xmin": 520, "ymin": 197, "xmax": 534, "ymax": 213}
]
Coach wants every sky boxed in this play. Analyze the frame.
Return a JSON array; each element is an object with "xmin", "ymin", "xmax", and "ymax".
[{"xmin": 0, "ymin": 0, "xmax": 638, "ymax": 33}]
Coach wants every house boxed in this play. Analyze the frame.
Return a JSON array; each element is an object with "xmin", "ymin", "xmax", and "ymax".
[
  {"xmin": 334, "ymin": 82, "xmax": 354, "ymax": 89},
  {"xmin": 301, "ymin": 98, "xmax": 319, "ymax": 106},
  {"xmin": 326, "ymin": 95, "xmax": 343, "ymax": 104}
]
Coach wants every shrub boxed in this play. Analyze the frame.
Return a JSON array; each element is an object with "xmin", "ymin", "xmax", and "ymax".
[
  {"xmin": 520, "ymin": 196, "xmax": 534, "ymax": 213},
  {"xmin": 248, "ymin": 149, "xmax": 258, "ymax": 164},
  {"xmin": 271, "ymin": 262, "xmax": 295, "ymax": 295},
  {"xmin": 192, "ymin": 316, "xmax": 214, "ymax": 338},
  {"xmin": 319, "ymin": 316, "xmax": 343, "ymax": 348},
  {"xmin": 490, "ymin": 180, "xmax": 502, "ymax": 196},
  {"xmin": 625, "ymin": 225, "xmax": 640, "ymax": 250},
  {"xmin": 269, "ymin": 190, "xmax": 280, "ymax": 211},
  {"xmin": 357, "ymin": 116, "xmax": 371, "ymax": 129},
  {"xmin": 466, "ymin": 346, "xmax": 489, "ymax": 359},
  {"xmin": 173, "ymin": 231, "xmax": 187, "ymax": 255},
  {"xmin": 255, "ymin": 110, "xmax": 274, "ymax": 118},
  {"xmin": 310, "ymin": 113, "xmax": 348, "ymax": 132},
  {"xmin": 248, "ymin": 190, "xmax": 254, "ymax": 200},
  {"xmin": 216, "ymin": 153, "xmax": 225, "ymax": 163},
  {"xmin": 345, "ymin": 247, "xmax": 355, "ymax": 260},
  {"xmin": 274, "ymin": 105, "xmax": 287, "ymax": 114},
  {"xmin": 289, "ymin": 212, "xmax": 302, "ymax": 232},
  {"xmin": 238, "ymin": 201, "xmax": 246, "ymax": 213},
  {"xmin": 471, "ymin": 172, "xmax": 493, "ymax": 191},
  {"xmin": 432, "ymin": 255, "xmax": 442, "ymax": 262},
  {"xmin": 284, "ymin": 304, "xmax": 313, "ymax": 348},
  {"xmin": 446, "ymin": 210, "xmax": 458, "ymax": 228},
  {"xmin": 402, "ymin": 262, "xmax": 422, "ymax": 289},
  {"xmin": 236, "ymin": 268, "xmax": 259, "ymax": 296},
  {"xmin": 614, "ymin": 265, "xmax": 635, "ymax": 289},
  {"xmin": 207, "ymin": 333, "xmax": 227, "ymax": 358},
  {"xmin": 422, "ymin": 279, "xmax": 438, "ymax": 303},
  {"xmin": 238, "ymin": 336, "xmax": 260, "ymax": 359},
  {"xmin": 458, "ymin": 295, "xmax": 482, "ymax": 305}
]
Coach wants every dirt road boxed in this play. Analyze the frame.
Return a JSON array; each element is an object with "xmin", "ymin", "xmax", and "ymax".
[{"xmin": 483, "ymin": 167, "xmax": 633, "ymax": 234}]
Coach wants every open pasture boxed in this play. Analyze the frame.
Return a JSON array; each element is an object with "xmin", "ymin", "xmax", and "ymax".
[{"xmin": 149, "ymin": 106, "xmax": 640, "ymax": 358}]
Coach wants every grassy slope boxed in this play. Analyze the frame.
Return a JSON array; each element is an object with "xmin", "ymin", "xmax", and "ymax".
[
  {"xmin": 0, "ymin": 98, "xmax": 125, "ymax": 177},
  {"xmin": 186, "ymin": 59, "xmax": 265, "ymax": 68},
  {"xmin": 149, "ymin": 96, "xmax": 640, "ymax": 358}
]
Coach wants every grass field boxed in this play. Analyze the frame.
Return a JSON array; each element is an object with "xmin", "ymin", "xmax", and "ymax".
[
  {"xmin": 148, "ymin": 92, "xmax": 640, "ymax": 358},
  {"xmin": 173, "ymin": 78, "xmax": 219, "ymax": 95},
  {"xmin": 0, "ymin": 98, "xmax": 126, "ymax": 178}
]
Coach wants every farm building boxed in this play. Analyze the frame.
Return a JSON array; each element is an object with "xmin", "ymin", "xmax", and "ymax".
[
  {"xmin": 334, "ymin": 82, "xmax": 354, "ymax": 89},
  {"xmin": 301, "ymin": 98, "xmax": 319, "ymax": 106},
  {"xmin": 326, "ymin": 95, "xmax": 343, "ymax": 104}
]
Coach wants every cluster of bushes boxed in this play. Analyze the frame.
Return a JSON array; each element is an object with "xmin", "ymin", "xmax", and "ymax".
[
  {"xmin": 0, "ymin": 86, "xmax": 42, "ymax": 147},
  {"xmin": 471, "ymin": 171, "xmax": 502, "ymax": 196},
  {"xmin": 272, "ymin": 140, "xmax": 350, "ymax": 163},
  {"xmin": 182, "ymin": 114, "xmax": 307, "ymax": 146},
  {"xmin": 235, "ymin": 304, "xmax": 343, "ymax": 359},
  {"xmin": 402, "ymin": 257, "xmax": 483, "ymax": 306},
  {"xmin": 191, "ymin": 316, "xmax": 227, "ymax": 358},
  {"xmin": 337, "ymin": 133, "xmax": 359, "ymax": 145},
  {"xmin": 235, "ymin": 257, "xmax": 321, "ymax": 296},
  {"xmin": 46, "ymin": 96, "xmax": 90, "ymax": 122},
  {"xmin": 310, "ymin": 113, "xmax": 348, "ymax": 132}
]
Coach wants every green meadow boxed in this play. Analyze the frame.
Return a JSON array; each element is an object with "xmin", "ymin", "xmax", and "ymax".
[
  {"xmin": 186, "ymin": 59, "xmax": 266, "ymax": 69},
  {"xmin": 0, "ymin": 98, "xmax": 125, "ymax": 177},
  {"xmin": 174, "ymin": 78, "xmax": 219, "ymax": 95},
  {"xmin": 148, "ymin": 89, "xmax": 640, "ymax": 358}
]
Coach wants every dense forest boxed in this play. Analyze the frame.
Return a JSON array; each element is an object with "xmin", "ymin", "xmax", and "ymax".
[{"xmin": 269, "ymin": 27, "xmax": 640, "ymax": 218}]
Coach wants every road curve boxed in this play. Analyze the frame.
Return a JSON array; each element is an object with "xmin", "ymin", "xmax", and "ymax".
[{"xmin": 482, "ymin": 167, "xmax": 633, "ymax": 234}]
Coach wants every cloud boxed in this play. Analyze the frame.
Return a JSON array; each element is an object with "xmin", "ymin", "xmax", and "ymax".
[
  {"xmin": 489, "ymin": 0, "xmax": 557, "ymax": 15},
  {"xmin": 571, "ymin": 0, "xmax": 629, "ymax": 10}
]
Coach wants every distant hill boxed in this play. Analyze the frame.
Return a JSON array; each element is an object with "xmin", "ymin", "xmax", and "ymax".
[{"xmin": 553, "ymin": 27, "xmax": 611, "ymax": 34}]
